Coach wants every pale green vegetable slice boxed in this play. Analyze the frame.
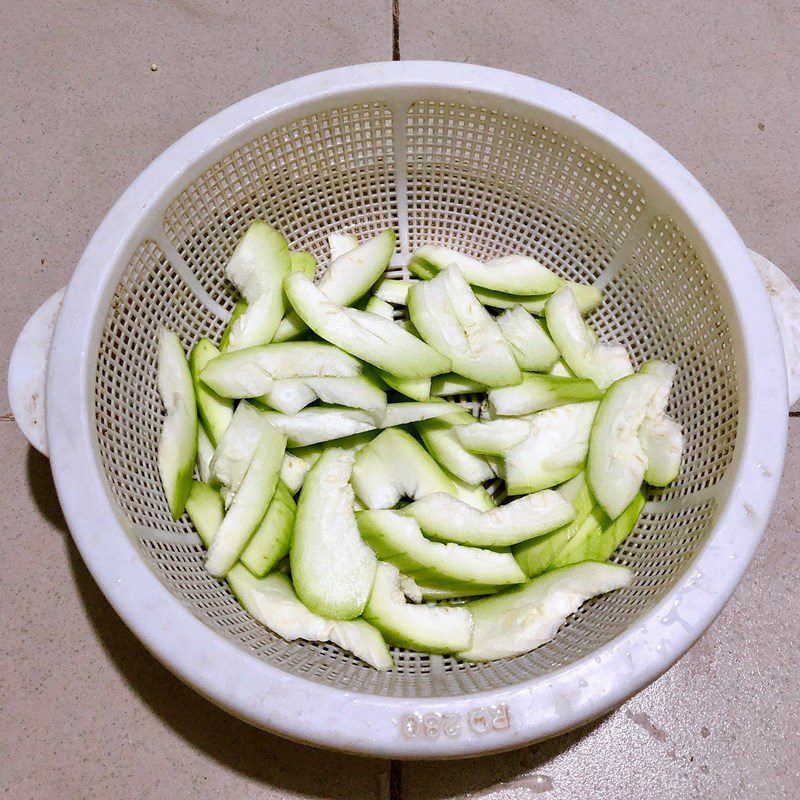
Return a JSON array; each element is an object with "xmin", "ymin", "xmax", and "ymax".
[
  {"xmin": 200, "ymin": 341, "xmax": 362, "ymax": 398},
  {"xmin": 473, "ymin": 282, "xmax": 603, "ymax": 316},
  {"xmin": 185, "ymin": 480, "xmax": 224, "ymax": 548},
  {"xmin": 417, "ymin": 585, "xmax": 499, "ymax": 602},
  {"xmin": 416, "ymin": 409, "xmax": 495, "ymax": 485},
  {"xmin": 363, "ymin": 563, "xmax": 474, "ymax": 653},
  {"xmin": 364, "ymin": 296, "xmax": 432, "ymax": 400},
  {"xmin": 587, "ymin": 373, "xmax": 661, "ymax": 518},
  {"xmin": 256, "ymin": 402, "xmax": 457, "ymax": 447},
  {"xmin": 290, "ymin": 449, "xmax": 377, "ymax": 620},
  {"xmin": 189, "ymin": 338, "xmax": 234, "ymax": 445},
  {"xmin": 156, "ymin": 328, "xmax": 198, "ymax": 520},
  {"xmin": 513, "ymin": 473, "xmax": 595, "ymax": 577},
  {"xmin": 285, "ymin": 272, "xmax": 451, "ymax": 379},
  {"xmin": 356, "ymin": 510, "xmax": 527, "ymax": 588},
  {"xmin": 196, "ymin": 425, "xmax": 215, "ymax": 484},
  {"xmin": 290, "ymin": 250, "xmax": 317, "ymax": 279},
  {"xmin": 380, "ymin": 401, "xmax": 460, "ymax": 427},
  {"xmin": 219, "ymin": 300, "xmax": 248, "ymax": 352},
  {"xmin": 328, "ymin": 231, "xmax": 360, "ymax": 262},
  {"xmin": 228, "ymin": 566, "xmax": 393, "ymax": 670},
  {"xmin": 409, "ymin": 246, "xmax": 562, "ymax": 295},
  {"xmin": 372, "ymin": 277, "xmax": 415, "ymax": 305},
  {"xmin": 451, "ymin": 476, "xmax": 496, "ymax": 511},
  {"xmin": 225, "ymin": 221, "xmax": 292, "ymax": 350},
  {"xmin": 205, "ymin": 421, "xmax": 286, "ymax": 577},
  {"xmin": 279, "ymin": 452, "xmax": 310, "ymax": 494},
  {"xmin": 638, "ymin": 360, "xmax": 683, "ymax": 486},
  {"xmin": 545, "ymin": 286, "xmax": 633, "ymax": 391},
  {"xmin": 240, "ymin": 481, "xmax": 296, "ymax": 577},
  {"xmin": 210, "ymin": 401, "xmax": 270, "ymax": 506},
  {"xmin": 548, "ymin": 359, "xmax": 575, "ymax": 378},
  {"xmin": 430, "ymin": 374, "xmax": 488, "ymax": 396},
  {"xmin": 351, "ymin": 428, "xmax": 457, "ymax": 509},
  {"xmin": 400, "ymin": 490, "xmax": 575, "ymax": 547},
  {"xmin": 551, "ymin": 488, "xmax": 646, "ymax": 569},
  {"xmin": 454, "ymin": 419, "xmax": 531, "ymax": 455},
  {"xmin": 503, "ymin": 401, "xmax": 599, "ymax": 494},
  {"xmin": 496, "ymin": 306, "xmax": 560, "ymax": 371},
  {"xmin": 259, "ymin": 375, "xmax": 387, "ymax": 415},
  {"xmin": 408, "ymin": 265, "xmax": 521, "ymax": 387},
  {"xmin": 487, "ymin": 373, "xmax": 602, "ymax": 417},
  {"xmin": 457, "ymin": 562, "xmax": 633, "ymax": 661},
  {"xmin": 274, "ymin": 230, "xmax": 396, "ymax": 342}
]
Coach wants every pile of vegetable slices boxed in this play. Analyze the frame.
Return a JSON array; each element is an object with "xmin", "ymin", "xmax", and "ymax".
[{"xmin": 156, "ymin": 222, "xmax": 683, "ymax": 669}]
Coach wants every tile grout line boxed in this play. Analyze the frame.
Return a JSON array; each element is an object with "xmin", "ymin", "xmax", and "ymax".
[
  {"xmin": 389, "ymin": 759, "xmax": 402, "ymax": 800},
  {"xmin": 392, "ymin": 0, "xmax": 400, "ymax": 61}
]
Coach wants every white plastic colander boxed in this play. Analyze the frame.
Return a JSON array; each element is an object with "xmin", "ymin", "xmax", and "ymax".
[{"xmin": 9, "ymin": 63, "xmax": 799, "ymax": 759}]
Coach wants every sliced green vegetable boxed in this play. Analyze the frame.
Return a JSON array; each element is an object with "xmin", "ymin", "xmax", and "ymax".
[
  {"xmin": 290, "ymin": 449, "xmax": 377, "ymax": 620},
  {"xmin": 196, "ymin": 425, "xmax": 214, "ymax": 483},
  {"xmin": 201, "ymin": 341, "xmax": 362, "ymax": 399},
  {"xmin": 401, "ymin": 490, "xmax": 575, "ymax": 547},
  {"xmin": 256, "ymin": 402, "xmax": 457, "ymax": 447},
  {"xmin": 351, "ymin": 428, "xmax": 457, "ymax": 509},
  {"xmin": 205, "ymin": 421, "xmax": 286, "ymax": 577},
  {"xmin": 372, "ymin": 277, "xmax": 415, "ymax": 305},
  {"xmin": 363, "ymin": 563, "xmax": 473, "ymax": 653},
  {"xmin": 279, "ymin": 452, "xmax": 310, "ymax": 494},
  {"xmin": 285, "ymin": 272, "xmax": 451, "ymax": 379},
  {"xmin": 259, "ymin": 375, "xmax": 387, "ymax": 415},
  {"xmin": 219, "ymin": 300, "xmax": 248, "ymax": 352},
  {"xmin": 409, "ymin": 246, "xmax": 562, "ymax": 295},
  {"xmin": 503, "ymin": 401, "xmax": 599, "ymax": 494},
  {"xmin": 228, "ymin": 566, "xmax": 393, "ymax": 670},
  {"xmin": 430, "ymin": 374, "xmax": 488, "ymax": 397},
  {"xmin": 289, "ymin": 250, "xmax": 317, "ymax": 279},
  {"xmin": 454, "ymin": 419, "xmax": 531, "ymax": 455},
  {"xmin": 408, "ymin": 265, "xmax": 521, "ymax": 387},
  {"xmin": 189, "ymin": 338, "xmax": 234, "ymax": 445},
  {"xmin": 496, "ymin": 306, "xmax": 560, "ymax": 371},
  {"xmin": 552, "ymin": 488, "xmax": 646, "ymax": 568},
  {"xmin": 274, "ymin": 229, "xmax": 396, "ymax": 342},
  {"xmin": 638, "ymin": 360, "xmax": 683, "ymax": 486},
  {"xmin": 473, "ymin": 281, "xmax": 603, "ymax": 316},
  {"xmin": 513, "ymin": 473, "xmax": 595, "ymax": 577},
  {"xmin": 157, "ymin": 328, "xmax": 198, "ymax": 520},
  {"xmin": 356, "ymin": 510, "xmax": 527, "ymax": 588},
  {"xmin": 457, "ymin": 562, "xmax": 633, "ymax": 661},
  {"xmin": 587, "ymin": 373, "xmax": 661, "ymax": 518},
  {"xmin": 185, "ymin": 481, "xmax": 224, "ymax": 548},
  {"xmin": 224, "ymin": 221, "xmax": 292, "ymax": 350},
  {"xmin": 487, "ymin": 373, "xmax": 602, "ymax": 417},
  {"xmin": 545, "ymin": 286, "xmax": 633, "ymax": 391},
  {"xmin": 416, "ymin": 409, "xmax": 495, "ymax": 485},
  {"xmin": 328, "ymin": 231, "xmax": 360, "ymax": 262},
  {"xmin": 240, "ymin": 481, "xmax": 296, "ymax": 577},
  {"xmin": 210, "ymin": 401, "xmax": 270, "ymax": 505}
]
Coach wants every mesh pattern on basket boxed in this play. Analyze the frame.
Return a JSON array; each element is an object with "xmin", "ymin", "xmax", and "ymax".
[{"xmin": 94, "ymin": 99, "xmax": 737, "ymax": 698}]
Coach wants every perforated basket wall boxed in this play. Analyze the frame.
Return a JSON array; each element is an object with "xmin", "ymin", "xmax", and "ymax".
[{"xmin": 94, "ymin": 98, "xmax": 737, "ymax": 698}]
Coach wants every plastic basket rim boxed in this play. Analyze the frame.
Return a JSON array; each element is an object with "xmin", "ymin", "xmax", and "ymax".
[{"xmin": 46, "ymin": 61, "xmax": 787, "ymax": 758}]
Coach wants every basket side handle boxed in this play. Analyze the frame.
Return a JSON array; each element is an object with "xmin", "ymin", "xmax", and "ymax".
[{"xmin": 8, "ymin": 288, "xmax": 66, "ymax": 456}]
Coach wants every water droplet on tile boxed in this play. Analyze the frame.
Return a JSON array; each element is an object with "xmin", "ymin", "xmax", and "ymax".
[
  {"xmin": 526, "ymin": 773, "xmax": 554, "ymax": 793},
  {"xmin": 700, "ymin": 725, "xmax": 710, "ymax": 738}
]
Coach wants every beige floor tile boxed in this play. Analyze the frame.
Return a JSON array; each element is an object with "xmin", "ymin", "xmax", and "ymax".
[{"xmin": 401, "ymin": 420, "xmax": 800, "ymax": 798}]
